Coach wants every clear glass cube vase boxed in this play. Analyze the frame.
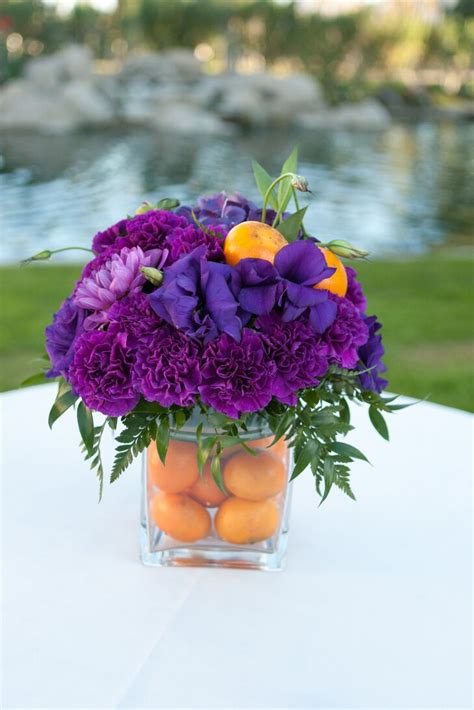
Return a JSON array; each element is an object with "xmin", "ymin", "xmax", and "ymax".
[{"xmin": 140, "ymin": 416, "xmax": 293, "ymax": 571}]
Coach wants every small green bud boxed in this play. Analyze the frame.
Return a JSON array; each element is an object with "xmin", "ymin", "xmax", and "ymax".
[
  {"xmin": 291, "ymin": 174, "xmax": 310, "ymax": 192},
  {"xmin": 135, "ymin": 202, "xmax": 154, "ymax": 215},
  {"xmin": 140, "ymin": 266, "xmax": 163, "ymax": 286},
  {"xmin": 21, "ymin": 250, "xmax": 52, "ymax": 266},
  {"xmin": 325, "ymin": 240, "xmax": 369, "ymax": 260}
]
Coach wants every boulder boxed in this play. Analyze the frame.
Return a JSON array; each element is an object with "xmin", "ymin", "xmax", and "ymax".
[
  {"xmin": 120, "ymin": 49, "xmax": 201, "ymax": 85},
  {"xmin": 24, "ymin": 45, "xmax": 93, "ymax": 89},
  {"xmin": 62, "ymin": 80, "xmax": 114, "ymax": 125},
  {"xmin": 297, "ymin": 99, "xmax": 391, "ymax": 130}
]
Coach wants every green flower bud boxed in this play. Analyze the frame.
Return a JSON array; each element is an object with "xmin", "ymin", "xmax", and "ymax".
[
  {"xmin": 325, "ymin": 240, "xmax": 369, "ymax": 260},
  {"xmin": 21, "ymin": 250, "xmax": 52, "ymax": 266},
  {"xmin": 135, "ymin": 202, "xmax": 154, "ymax": 215},
  {"xmin": 291, "ymin": 174, "xmax": 310, "ymax": 192},
  {"xmin": 140, "ymin": 266, "xmax": 163, "ymax": 286}
]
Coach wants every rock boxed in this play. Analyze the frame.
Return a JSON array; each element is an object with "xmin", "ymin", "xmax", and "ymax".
[
  {"xmin": 149, "ymin": 102, "xmax": 235, "ymax": 136},
  {"xmin": 297, "ymin": 99, "xmax": 391, "ymax": 130},
  {"xmin": 62, "ymin": 80, "xmax": 114, "ymax": 125},
  {"xmin": 24, "ymin": 45, "xmax": 93, "ymax": 89},
  {"xmin": 213, "ymin": 71, "xmax": 325, "ymax": 127},
  {"xmin": 120, "ymin": 49, "xmax": 201, "ymax": 85}
]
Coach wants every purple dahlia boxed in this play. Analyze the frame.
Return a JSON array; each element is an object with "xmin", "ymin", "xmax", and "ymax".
[
  {"xmin": 149, "ymin": 245, "xmax": 248, "ymax": 343},
  {"xmin": 68, "ymin": 325, "xmax": 139, "ymax": 416},
  {"xmin": 357, "ymin": 315, "xmax": 388, "ymax": 393},
  {"xmin": 318, "ymin": 295, "xmax": 369, "ymax": 369},
  {"xmin": 199, "ymin": 329, "xmax": 276, "ymax": 419},
  {"xmin": 134, "ymin": 325, "xmax": 202, "ymax": 408},
  {"xmin": 74, "ymin": 246, "xmax": 164, "ymax": 330},
  {"xmin": 45, "ymin": 297, "xmax": 87, "ymax": 378},
  {"xmin": 256, "ymin": 314, "xmax": 329, "ymax": 406}
]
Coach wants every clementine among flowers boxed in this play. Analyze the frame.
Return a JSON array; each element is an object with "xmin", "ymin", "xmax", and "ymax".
[
  {"xmin": 223, "ymin": 221, "xmax": 287, "ymax": 266},
  {"xmin": 314, "ymin": 247, "xmax": 348, "ymax": 298}
]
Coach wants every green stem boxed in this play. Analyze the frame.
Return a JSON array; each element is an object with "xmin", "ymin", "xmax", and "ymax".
[
  {"xmin": 272, "ymin": 181, "xmax": 293, "ymax": 227},
  {"xmin": 53, "ymin": 247, "xmax": 95, "ymax": 255},
  {"xmin": 292, "ymin": 187, "xmax": 308, "ymax": 238},
  {"xmin": 261, "ymin": 172, "xmax": 295, "ymax": 224}
]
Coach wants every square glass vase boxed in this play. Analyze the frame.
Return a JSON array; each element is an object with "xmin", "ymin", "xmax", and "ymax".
[{"xmin": 140, "ymin": 418, "xmax": 293, "ymax": 571}]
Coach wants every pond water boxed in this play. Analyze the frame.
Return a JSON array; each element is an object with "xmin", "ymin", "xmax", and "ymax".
[{"xmin": 0, "ymin": 122, "xmax": 472, "ymax": 263}]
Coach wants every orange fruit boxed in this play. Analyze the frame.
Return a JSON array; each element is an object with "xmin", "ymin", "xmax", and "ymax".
[
  {"xmin": 215, "ymin": 497, "xmax": 280, "ymax": 544},
  {"xmin": 247, "ymin": 436, "xmax": 288, "ymax": 461},
  {"xmin": 223, "ymin": 449, "xmax": 286, "ymax": 501},
  {"xmin": 314, "ymin": 246, "xmax": 348, "ymax": 297},
  {"xmin": 151, "ymin": 491, "xmax": 211, "ymax": 542},
  {"xmin": 223, "ymin": 221, "xmax": 287, "ymax": 267},
  {"xmin": 148, "ymin": 440, "xmax": 199, "ymax": 493},
  {"xmin": 187, "ymin": 461, "xmax": 228, "ymax": 508}
]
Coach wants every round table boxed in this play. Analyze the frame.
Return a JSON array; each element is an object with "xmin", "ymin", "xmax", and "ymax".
[{"xmin": 1, "ymin": 384, "xmax": 472, "ymax": 709}]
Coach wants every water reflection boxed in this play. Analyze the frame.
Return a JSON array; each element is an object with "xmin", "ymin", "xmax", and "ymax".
[{"xmin": 0, "ymin": 123, "xmax": 472, "ymax": 262}]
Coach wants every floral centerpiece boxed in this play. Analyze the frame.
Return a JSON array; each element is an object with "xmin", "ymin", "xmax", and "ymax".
[{"xmin": 26, "ymin": 148, "xmax": 402, "ymax": 570}]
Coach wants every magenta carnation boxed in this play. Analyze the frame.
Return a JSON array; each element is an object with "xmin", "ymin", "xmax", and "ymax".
[
  {"xmin": 318, "ymin": 295, "xmax": 369, "ymax": 369},
  {"xmin": 164, "ymin": 224, "xmax": 225, "ymax": 263},
  {"xmin": 199, "ymin": 329, "xmax": 276, "ymax": 419},
  {"xmin": 68, "ymin": 325, "xmax": 139, "ymax": 416},
  {"xmin": 345, "ymin": 266, "xmax": 367, "ymax": 312},
  {"xmin": 92, "ymin": 219, "xmax": 129, "ymax": 255},
  {"xmin": 134, "ymin": 325, "xmax": 202, "ymax": 407},
  {"xmin": 74, "ymin": 246, "xmax": 164, "ymax": 330},
  {"xmin": 256, "ymin": 314, "xmax": 329, "ymax": 406}
]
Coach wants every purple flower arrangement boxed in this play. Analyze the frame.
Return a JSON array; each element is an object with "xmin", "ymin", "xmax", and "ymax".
[{"xmin": 31, "ymin": 149, "xmax": 400, "ymax": 502}]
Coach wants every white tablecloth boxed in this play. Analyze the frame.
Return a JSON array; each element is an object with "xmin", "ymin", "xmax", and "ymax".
[{"xmin": 1, "ymin": 384, "xmax": 472, "ymax": 709}]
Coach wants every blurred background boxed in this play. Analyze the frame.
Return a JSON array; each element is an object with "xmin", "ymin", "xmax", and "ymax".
[{"xmin": 0, "ymin": 0, "xmax": 473, "ymax": 410}]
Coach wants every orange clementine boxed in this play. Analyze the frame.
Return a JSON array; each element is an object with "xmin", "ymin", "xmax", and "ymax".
[
  {"xmin": 151, "ymin": 491, "xmax": 211, "ymax": 542},
  {"xmin": 223, "ymin": 449, "xmax": 286, "ymax": 501},
  {"xmin": 314, "ymin": 246, "xmax": 348, "ymax": 297},
  {"xmin": 188, "ymin": 461, "xmax": 228, "ymax": 508},
  {"xmin": 215, "ymin": 497, "xmax": 280, "ymax": 544},
  {"xmin": 148, "ymin": 440, "xmax": 199, "ymax": 493},
  {"xmin": 223, "ymin": 221, "xmax": 287, "ymax": 267},
  {"xmin": 247, "ymin": 436, "xmax": 288, "ymax": 461}
]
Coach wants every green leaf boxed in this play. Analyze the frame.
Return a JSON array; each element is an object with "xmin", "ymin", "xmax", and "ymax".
[
  {"xmin": 369, "ymin": 406, "xmax": 389, "ymax": 441},
  {"xmin": 291, "ymin": 438, "xmax": 319, "ymax": 480},
  {"xmin": 48, "ymin": 389, "xmax": 78, "ymax": 429},
  {"xmin": 329, "ymin": 442, "xmax": 370, "ymax": 464},
  {"xmin": 20, "ymin": 372, "xmax": 48, "ymax": 388},
  {"xmin": 197, "ymin": 435, "xmax": 216, "ymax": 475},
  {"xmin": 276, "ymin": 207, "xmax": 307, "ymax": 243},
  {"xmin": 278, "ymin": 145, "xmax": 299, "ymax": 210},
  {"xmin": 211, "ymin": 454, "xmax": 226, "ymax": 494},
  {"xmin": 156, "ymin": 417, "xmax": 170, "ymax": 464},
  {"xmin": 319, "ymin": 458, "xmax": 335, "ymax": 505},
  {"xmin": 156, "ymin": 198, "xmax": 180, "ymax": 211},
  {"xmin": 77, "ymin": 401, "xmax": 94, "ymax": 453},
  {"xmin": 252, "ymin": 160, "xmax": 278, "ymax": 210},
  {"xmin": 339, "ymin": 398, "xmax": 351, "ymax": 425}
]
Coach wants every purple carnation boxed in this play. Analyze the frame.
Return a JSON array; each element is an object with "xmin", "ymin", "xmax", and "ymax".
[
  {"xmin": 318, "ymin": 296, "xmax": 369, "ymax": 369},
  {"xmin": 45, "ymin": 297, "xmax": 87, "ymax": 378},
  {"xmin": 177, "ymin": 191, "xmax": 280, "ymax": 228},
  {"xmin": 134, "ymin": 325, "xmax": 202, "ymax": 408},
  {"xmin": 68, "ymin": 325, "xmax": 140, "ymax": 416},
  {"xmin": 199, "ymin": 329, "xmax": 276, "ymax": 419},
  {"xmin": 107, "ymin": 293, "xmax": 163, "ymax": 343},
  {"xmin": 92, "ymin": 219, "xmax": 129, "ymax": 255},
  {"xmin": 74, "ymin": 246, "xmax": 165, "ymax": 330},
  {"xmin": 149, "ymin": 245, "xmax": 248, "ymax": 343},
  {"xmin": 357, "ymin": 315, "xmax": 388, "ymax": 393},
  {"xmin": 256, "ymin": 314, "xmax": 329, "ymax": 406},
  {"xmin": 345, "ymin": 266, "xmax": 367, "ymax": 312},
  {"xmin": 164, "ymin": 224, "xmax": 225, "ymax": 263}
]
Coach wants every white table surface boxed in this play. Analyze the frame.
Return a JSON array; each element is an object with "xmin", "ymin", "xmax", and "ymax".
[{"xmin": 1, "ymin": 384, "xmax": 472, "ymax": 709}]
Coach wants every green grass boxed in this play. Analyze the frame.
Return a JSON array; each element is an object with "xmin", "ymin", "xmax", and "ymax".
[{"xmin": 0, "ymin": 257, "xmax": 473, "ymax": 411}]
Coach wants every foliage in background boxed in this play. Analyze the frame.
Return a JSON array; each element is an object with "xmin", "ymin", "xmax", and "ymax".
[{"xmin": 1, "ymin": 0, "xmax": 473, "ymax": 101}]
